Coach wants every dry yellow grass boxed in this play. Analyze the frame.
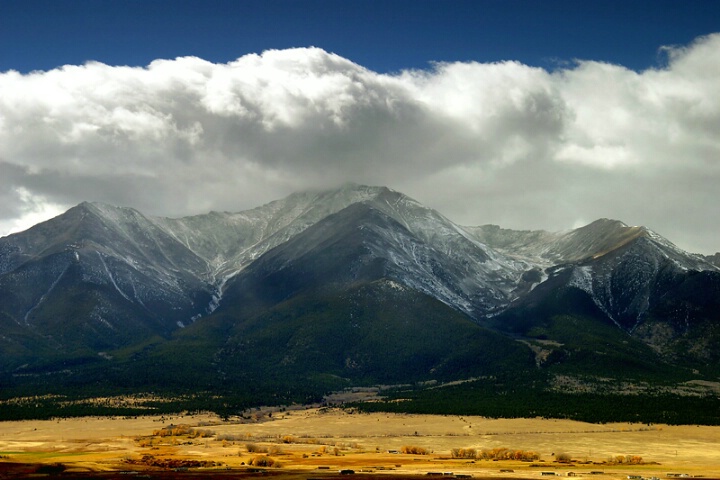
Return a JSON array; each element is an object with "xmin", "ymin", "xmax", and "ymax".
[{"xmin": 1, "ymin": 408, "xmax": 719, "ymax": 479}]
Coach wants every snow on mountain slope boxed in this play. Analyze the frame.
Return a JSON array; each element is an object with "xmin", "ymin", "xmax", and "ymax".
[
  {"xmin": 467, "ymin": 219, "xmax": 717, "ymax": 272},
  {"xmin": 567, "ymin": 233, "xmax": 718, "ymax": 330},
  {"xmin": 469, "ymin": 218, "xmax": 719, "ymax": 330},
  {"xmin": 357, "ymin": 188, "xmax": 533, "ymax": 312},
  {"xmin": 0, "ymin": 203, "xmax": 216, "ymax": 352},
  {"xmin": 220, "ymin": 199, "xmax": 530, "ymax": 319},
  {"xmin": 151, "ymin": 184, "xmax": 531, "ymax": 315},
  {"xmin": 153, "ymin": 184, "xmax": 387, "ymax": 277},
  {"xmin": 481, "ymin": 219, "xmax": 719, "ymax": 331},
  {"xmin": 2, "ymin": 184, "xmax": 716, "ymax": 341},
  {"xmin": 705, "ymin": 252, "xmax": 720, "ymax": 268},
  {"xmin": 463, "ymin": 224, "xmax": 565, "ymax": 266}
]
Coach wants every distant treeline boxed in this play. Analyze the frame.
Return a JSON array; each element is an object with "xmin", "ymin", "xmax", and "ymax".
[
  {"xmin": 350, "ymin": 380, "xmax": 720, "ymax": 425},
  {"xmin": 2, "ymin": 370, "xmax": 719, "ymax": 425}
]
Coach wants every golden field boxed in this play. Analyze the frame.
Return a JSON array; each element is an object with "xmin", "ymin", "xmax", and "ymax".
[{"xmin": 1, "ymin": 406, "xmax": 719, "ymax": 479}]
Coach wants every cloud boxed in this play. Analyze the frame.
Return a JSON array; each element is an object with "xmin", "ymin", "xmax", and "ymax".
[{"xmin": 1, "ymin": 36, "xmax": 719, "ymax": 254}]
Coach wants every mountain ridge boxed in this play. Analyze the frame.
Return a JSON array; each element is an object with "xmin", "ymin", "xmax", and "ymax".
[{"xmin": 1, "ymin": 184, "xmax": 719, "ymax": 417}]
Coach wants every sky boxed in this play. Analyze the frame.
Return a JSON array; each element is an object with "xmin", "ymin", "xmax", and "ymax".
[{"xmin": 0, "ymin": 0, "xmax": 719, "ymax": 254}]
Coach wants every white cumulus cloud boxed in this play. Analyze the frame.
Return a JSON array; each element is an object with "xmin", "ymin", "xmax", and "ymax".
[{"xmin": 1, "ymin": 35, "xmax": 719, "ymax": 254}]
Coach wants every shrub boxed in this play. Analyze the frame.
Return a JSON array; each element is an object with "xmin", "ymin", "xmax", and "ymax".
[
  {"xmin": 249, "ymin": 456, "xmax": 280, "ymax": 467},
  {"xmin": 607, "ymin": 454, "xmax": 643, "ymax": 465},
  {"xmin": 151, "ymin": 425, "xmax": 217, "ymax": 439},
  {"xmin": 401, "ymin": 445, "xmax": 429, "ymax": 455},
  {"xmin": 246, "ymin": 443, "xmax": 268, "ymax": 453},
  {"xmin": 478, "ymin": 448, "xmax": 538, "ymax": 461},
  {"xmin": 190, "ymin": 428, "xmax": 215, "ymax": 438},
  {"xmin": 172, "ymin": 425, "xmax": 192, "ymax": 436},
  {"xmin": 451, "ymin": 448, "xmax": 477, "ymax": 459},
  {"xmin": 555, "ymin": 452, "xmax": 572, "ymax": 463}
]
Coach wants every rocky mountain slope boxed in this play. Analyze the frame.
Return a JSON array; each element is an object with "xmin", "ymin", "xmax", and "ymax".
[
  {"xmin": 472, "ymin": 220, "xmax": 720, "ymax": 370},
  {"xmin": 1, "ymin": 184, "xmax": 718, "ymax": 403}
]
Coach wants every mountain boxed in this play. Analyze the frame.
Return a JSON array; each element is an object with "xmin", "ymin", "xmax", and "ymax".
[
  {"xmin": 704, "ymin": 252, "xmax": 720, "ymax": 268},
  {"xmin": 153, "ymin": 184, "xmax": 533, "ymax": 318},
  {"xmin": 1, "ymin": 184, "xmax": 719, "ymax": 419},
  {"xmin": 467, "ymin": 219, "xmax": 714, "ymax": 269},
  {"xmin": 473, "ymin": 220, "xmax": 720, "ymax": 373},
  {"xmin": 0, "ymin": 202, "xmax": 214, "ymax": 369},
  {"xmin": 217, "ymin": 190, "xmax": 535, "ymax": 319},
  {"xmin": 470, "ymin": 219, "xmax": 718, "ymax": 324}
]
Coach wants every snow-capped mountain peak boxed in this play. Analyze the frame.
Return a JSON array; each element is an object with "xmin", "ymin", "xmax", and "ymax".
[{"xmin": 1, "ymin": 184, "xmax": 717, "ymax": 359}]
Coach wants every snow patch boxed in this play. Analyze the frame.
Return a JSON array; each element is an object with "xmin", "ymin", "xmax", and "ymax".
[
  {"xmin": 568, "ymin": 265, "xmax": 593, "ymax": 292},
  {"xmin": 97, "ymin": 252, "xmax": 133, "ymax": 303},
  {"xmin": 529, "ymin": 270, "xmax": 549, "ymax": 291},
  {"xmin": 24, "ymin": 262, "xmax": 71, "ymax": 325}
]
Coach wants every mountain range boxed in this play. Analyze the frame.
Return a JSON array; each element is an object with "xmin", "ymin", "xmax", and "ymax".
[{"xmin": 1, "ymin": 184, "xmax": 719, "ymax": 419}]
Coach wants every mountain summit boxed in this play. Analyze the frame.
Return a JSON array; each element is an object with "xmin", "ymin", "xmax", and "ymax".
[{"xmin": 1, "ymin": 184, "xmax": 719, "ymax": 409}]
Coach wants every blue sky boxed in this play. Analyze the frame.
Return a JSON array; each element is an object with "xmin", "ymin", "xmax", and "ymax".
[
  {"xmin": 2, "ymin": 0, "xmax": 718, "ymax": 74},
  {"xmin": 1, "ymin": 1, "xmax": 719, "ymax": 255}
]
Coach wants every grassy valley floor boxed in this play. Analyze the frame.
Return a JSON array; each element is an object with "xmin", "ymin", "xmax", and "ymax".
[{"xmin": 1, "ymin": 408, "xmax": 719, "ymax": 479}]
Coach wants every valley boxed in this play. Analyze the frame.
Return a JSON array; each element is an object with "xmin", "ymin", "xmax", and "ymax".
[{"xmin": 2, "ymin": 407, "xmax": 720, "ymax": 479}]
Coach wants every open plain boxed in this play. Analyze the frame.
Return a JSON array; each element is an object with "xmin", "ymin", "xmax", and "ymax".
[{"xmin": 1, "ymin": 407, "xmax": 719, "ymax": 479}]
